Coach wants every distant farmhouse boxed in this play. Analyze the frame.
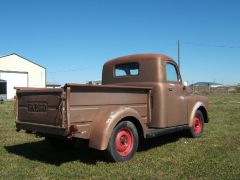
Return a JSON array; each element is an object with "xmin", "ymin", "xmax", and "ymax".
[
  {"xmin": 86, "ymin": 80, "xmax": 102, "ymax": 85},
  {"xmin": 0, "ymin": 54, "xmax": 46, "ymax": 100},
  {"xmin": 46, "ymin": 82, "xmax": 61, "ymax": 88},
  {"xmin": 190, "ymin": 82, "xmax": 223, "ymax": 88}
]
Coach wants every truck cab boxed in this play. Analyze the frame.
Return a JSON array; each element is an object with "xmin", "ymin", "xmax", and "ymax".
[{"xmin": 103, "ymin": 54, "xmax": 207, "ymax": 129}]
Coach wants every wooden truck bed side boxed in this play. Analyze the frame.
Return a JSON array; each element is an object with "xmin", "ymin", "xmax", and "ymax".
[{"xmin": 65, "ymin": 84, "xmax": 151, "ymax": 144}]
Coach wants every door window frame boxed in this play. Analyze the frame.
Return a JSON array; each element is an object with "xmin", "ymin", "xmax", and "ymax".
[{"xmin": 165, "ymin": 62, "xmax": 182, "ymax": 83}]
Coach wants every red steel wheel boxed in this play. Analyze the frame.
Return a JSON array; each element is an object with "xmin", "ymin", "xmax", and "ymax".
[
  {"xmin": 190, "ymin": 110, "xmax": 204, "ymax": 138},
  {"xmin": 106, "ymin": 121, "xmax": 139, "ymax": 162},
  {"xmin": 193, "ymin": 114, "xmax": 203, "ymax": 134},
  {"xmin": 115, "ymin": 128, "xmax": 134, "ymax": 156}
]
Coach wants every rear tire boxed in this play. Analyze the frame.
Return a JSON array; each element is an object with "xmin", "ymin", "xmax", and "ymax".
[
  {"xmin": 189, "ymin": 110, "xmax": 204, "ymax": 138},
  {"xmin": 106, "ymin": 121, "xmax": 139, "ymax": 162}
]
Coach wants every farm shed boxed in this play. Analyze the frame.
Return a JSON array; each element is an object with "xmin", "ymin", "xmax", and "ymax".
[
  {"xmin": 46, "ymin": 82, "xmax": 61, "ymax": 88},
  {"xmin": 0, "ymin": 54, "xmax": 46, "ymax": 99}
]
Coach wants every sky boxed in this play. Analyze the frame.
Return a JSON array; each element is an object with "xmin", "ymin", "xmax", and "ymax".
[{"xmin": 1, "ymin": 0, "xmax": 240, "ymax": 85}]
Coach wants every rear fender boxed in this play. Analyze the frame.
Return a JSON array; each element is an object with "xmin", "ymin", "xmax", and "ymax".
[{"xmin": 89, "ymin": 106, "xmax": 145, "ymax": 150}]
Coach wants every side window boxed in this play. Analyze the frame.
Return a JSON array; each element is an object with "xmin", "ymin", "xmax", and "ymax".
[
  {"xmin": 115, "ymin": 63, "xmax": 139, "ymax": 77},
  {"xmin": 166, "ymin": 63, "xmax": 179, "ymax": 82}
]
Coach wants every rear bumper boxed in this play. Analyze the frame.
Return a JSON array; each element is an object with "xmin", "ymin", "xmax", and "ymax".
[{"xmin": 16, "ymin": 121, "xmax": 67, "ymax": 136}]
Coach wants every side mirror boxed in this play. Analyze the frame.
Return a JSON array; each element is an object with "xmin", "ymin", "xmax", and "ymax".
[{"xmin": 183, "ymin": 81, "xmax": 188, "ymax": 86}]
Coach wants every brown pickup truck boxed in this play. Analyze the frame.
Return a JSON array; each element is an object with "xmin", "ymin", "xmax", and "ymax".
[{"xmin": 15, "ymin": 54, "xmax": 208, "ymax": 162}]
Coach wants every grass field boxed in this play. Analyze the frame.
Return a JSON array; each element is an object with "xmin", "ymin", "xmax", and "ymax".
[{"xmin": 0, "ymin": 94, "xmax": 240, "ymax": 179}]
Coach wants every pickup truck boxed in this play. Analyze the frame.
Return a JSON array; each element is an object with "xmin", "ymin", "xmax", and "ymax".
[{"xmin": 15, "ymin": 54, "xmax": 208, "ymax": 162}]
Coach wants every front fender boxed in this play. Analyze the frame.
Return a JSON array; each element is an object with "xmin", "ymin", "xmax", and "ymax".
[
  {"xmin": 89, "ymin": 106, "xmax": 145, "ymax": 150},
  {"xmin": 188, "ymin": 97, "xmax": 208, "ymax": 127}
]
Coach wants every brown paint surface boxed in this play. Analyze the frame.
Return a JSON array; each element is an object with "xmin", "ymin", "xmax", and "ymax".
[{"xmin": 15, "ymin": 54, "xmax": 208, "ymax": 150}]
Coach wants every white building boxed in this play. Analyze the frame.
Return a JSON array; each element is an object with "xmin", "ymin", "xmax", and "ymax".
[{"xmin": 0, "ymin": 54, "xmax": 46, "ymax": 99}]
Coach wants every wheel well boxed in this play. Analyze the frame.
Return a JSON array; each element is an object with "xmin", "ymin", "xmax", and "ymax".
[
  {"xmin": 118, "ymin": 116, "xmax": 144, "ymax": 144},
  {"xmin": 198, "ymin": 106, "xmax": 209, "ymax": 123}
]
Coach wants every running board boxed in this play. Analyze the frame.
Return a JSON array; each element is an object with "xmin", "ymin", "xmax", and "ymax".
[{"xmin": 146, "ymin": 125, "xmax": 189, "ymax": 139}]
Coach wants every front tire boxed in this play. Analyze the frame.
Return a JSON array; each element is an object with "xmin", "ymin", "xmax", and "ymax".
[
  {"xmin": 190, "ymin": 110, "xmax": 204, "ymax": 138},
  {"xmin": 106, "ymin": 121, "xmax": 139, "ymax": 162}
]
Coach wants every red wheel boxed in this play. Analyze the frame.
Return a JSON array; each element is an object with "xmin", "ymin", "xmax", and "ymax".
[
  {"xmin": 106, "ymin": 121, "xmax": 139, "ymax": 162},
  {"xmin": 115, "ymin": 128, "xmax": 134, "ymax": 156},
  {"xmin": 193, "ymin": 114, "xmax": 203, "ymax": 134},
  {"xmin": 190, "ymin": 110, "xmax": 204, "ymax": 138}
]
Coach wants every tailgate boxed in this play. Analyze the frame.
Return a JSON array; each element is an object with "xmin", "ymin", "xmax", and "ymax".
[{"xmin": 16, "ymin": 88, "xmax": 65, "ymax": 128}]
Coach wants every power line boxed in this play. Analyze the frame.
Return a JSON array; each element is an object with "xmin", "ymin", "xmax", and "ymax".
[{"xmin": 182, "ymin": 41, "xmax": 240, "ymax": 49}]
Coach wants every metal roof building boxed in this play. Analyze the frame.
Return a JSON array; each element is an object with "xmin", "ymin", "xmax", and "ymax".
[{"xmin": 0, "ymin": 54, "xmax": 46, "ymax": 100}]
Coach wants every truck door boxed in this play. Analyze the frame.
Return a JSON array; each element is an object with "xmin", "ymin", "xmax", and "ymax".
[{"xmin": 165, "ymin": 62, "xmax": 187, "ymax": 127}]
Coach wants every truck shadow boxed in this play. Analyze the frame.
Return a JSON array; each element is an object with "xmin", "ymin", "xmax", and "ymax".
[
  {"xmin": 5, "ymin": 139, "xmax": 105, "ymax": 165},
  {"xmin": 5, "ymin": 131, "xmax": 189, "ymax": 165},
  {"xmin": 138, "ymin": 131, "xmax": 189, "ymax": 151}
]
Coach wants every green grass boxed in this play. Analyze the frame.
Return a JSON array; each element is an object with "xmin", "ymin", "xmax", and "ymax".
[{"xmin": 0, "ymin": 94, "xmax": 240, "ymax": 179}]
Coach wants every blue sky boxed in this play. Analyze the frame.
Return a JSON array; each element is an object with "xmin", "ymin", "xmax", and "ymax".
[{"xmin": 1, "ymin": 0, "xmax": 240, "ymax": 85}]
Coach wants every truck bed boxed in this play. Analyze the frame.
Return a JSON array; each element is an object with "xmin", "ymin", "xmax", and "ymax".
[{"xmin": 16, "ymin": 84, "xmax": 151, "ymax": 139}]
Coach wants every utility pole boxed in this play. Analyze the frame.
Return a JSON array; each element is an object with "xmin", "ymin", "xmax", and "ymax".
[{"xmin": 178, "ymin": 40, "xmax": 180, "ymax": 71}]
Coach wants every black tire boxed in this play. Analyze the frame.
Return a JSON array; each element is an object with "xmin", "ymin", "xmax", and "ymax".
[
  {"xmin": 106, "ymin": 121, "xmax": 139, "ymax": 162},
  {"xmin": 189, "ymin": 110, "xmax": 204, "ymax": 138}
]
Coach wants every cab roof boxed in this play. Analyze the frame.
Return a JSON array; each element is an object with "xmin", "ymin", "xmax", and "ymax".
[{"xmin": 105, "ymin": 53, "xmax": 175, "ymax": 66}]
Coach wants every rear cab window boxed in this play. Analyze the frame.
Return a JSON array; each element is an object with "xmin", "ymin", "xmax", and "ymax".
[{"xmin": 115, "ymin": 63, "xmax": 139, "ymax": 77}]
